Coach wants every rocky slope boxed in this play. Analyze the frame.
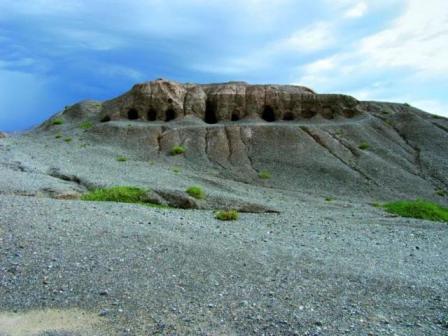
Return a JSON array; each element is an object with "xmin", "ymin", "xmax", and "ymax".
[{"xmin": 1, "ymin": 80, "xmax": 447, "ymax": 335}]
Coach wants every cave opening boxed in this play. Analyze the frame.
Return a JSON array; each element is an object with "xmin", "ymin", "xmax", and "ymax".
[
  {"xmin": 204, "ymin": 100, "xmax": 218, "ymax": 124},
  {"xmin": 165, "ymin": 108, "xmax": 176, "ymax": 122},
  {"xmin": 302, "ymin": 109, "xmax": 316, "ymax": 119},
  {"xmin": 283, "ymin": 112, "xmax": 295, "ymax": 121},
  {"xmin": 147, "ymin": 108, "xmax": 157, "ymax": 121},
  {"xmin": 127, "ymin": 108, "xmax": 139, "ymax": 120},
  {"xmin": 231, "ymin": 113, "xmax": 240, "ymax": 121},
  {"xmin": 100, "ymin": 115, "xmax": 111, "ymax": 123},
  {"xmin": 262, "ymin": 105, "xmax": 276, "ymax": 122}
]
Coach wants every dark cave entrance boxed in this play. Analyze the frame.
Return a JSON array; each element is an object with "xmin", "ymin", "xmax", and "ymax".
[
  {"xmin": 127, "ymin": 108, "xmax": 139, "ymax": 120},
  {"xmin": 165, "ymin": 108, "xmax": 176, "ymax": 122},
  {"xmin": 204, "ymin": 100, "xmax": 218, "ymax": 124},
  {"xmin": 302, "ymin": 109, "xmax": 316, "ymax": 119},
  {"xmin": 231, "ymin": 113, "xmax": 240, "ymax": 121},
  {"xmin": 262, "ymin": 105, "xmax": 276, "ymax": 122},
  {"xmin": 101, "ymin": 115, "xmax": 111, "ymax": 123},
  {"xmin": 147, "ymin": 108, "xmax": 157, "ymax": 121},
  {"xmin": 283, "ymin": 112, "xmax": 295, "ymax": 121}
]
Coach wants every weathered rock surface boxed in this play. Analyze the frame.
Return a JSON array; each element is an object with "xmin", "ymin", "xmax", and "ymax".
[
  {"xmin": 0, "ymin": 132, "xmax": 7, "ymax": 138},
  {"xmin": 97, "ymin": 79, "xmax": 362, "ymax": 123}
]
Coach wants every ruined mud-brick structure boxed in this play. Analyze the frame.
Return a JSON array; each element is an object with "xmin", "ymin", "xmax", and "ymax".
[{"xmin": 100, "ymin": 79, "xmax": 363, "ymax": 123}]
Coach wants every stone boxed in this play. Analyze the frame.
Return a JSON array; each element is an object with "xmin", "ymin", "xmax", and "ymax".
[
  {"xmin": 155, "ymin": 189, "xmax": 199, "ymax": 209},
  {"xmin": 0, "ymin": 132, "xmax": 7, "ymax": 138}
]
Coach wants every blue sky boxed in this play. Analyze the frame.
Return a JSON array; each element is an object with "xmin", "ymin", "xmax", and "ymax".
[{"xmin": 0, "ymin": 0, "xmax": 447, "ymax": 131}]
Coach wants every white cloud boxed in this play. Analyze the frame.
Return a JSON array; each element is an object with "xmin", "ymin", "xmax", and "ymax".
[
  {"xmin": 296, "ymin": 0, "xmax": 448, "ymax": 96},
  {"xmin": 53, "ymin": 28, "xmax": 125, "ymax": 51},
  {"xmin": 359, "ymin": 0, "xmax": 448, "ymax": 76},
  {"xmin": 411, "ymin": 100, "xmax": 448, "ymax": 117},
  {"xmin": 276, "ymin": 22, "xmax": 335, "ymax": 53},
  {"xmin": 0, "ymin": 0, "xmax": 83, "ymax": 18},
  {"xmin": 97, "ymin": 64, "xmax": 144, "ymax": 80},
  {"xmin": 344, "ymin": 2, "xmax": 368, "ymax": 18}
]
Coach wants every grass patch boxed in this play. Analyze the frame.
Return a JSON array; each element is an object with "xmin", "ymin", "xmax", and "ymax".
[
  {"xmin": 116, "ymin": 156, "xmax": 127, "ymax": 162},
  {"xmin": 186, "ymin": 186, "xmax": 205, "ymax": 200},
  {"xmin": 358, "ymin": 142, "xmax": 369, "ymax": 150},
  {"xmin": 383, "ymin": 199, "xmax": 448, "ymax": 223},
  {"xmin": 80, "ymin": 121, "xmax": 93, "ymax": 130},
  {"xmin": 81, "ymin": 186, "xmax": 168, "ymax": 208},
  {"xmin": 81, "ymin": 186, "xmax": 146, "ymax": 203},
  {"xmin": 170, "ymin": 145, "xmax": 186, "ymax": 156},
  {"xmin": 64, "ymin": 137, "xmax": 72, "ymax": 143},
  {"xmin": 258, "ymin": 170, "xmax": 271, "ymax": 179},
  {"xmin": 215, "ymin": 209, "xmax": 239, "ymax": 221},
  {"xmin": 51, "ymin": 118, "xmax": 64, "ymax": 125}
]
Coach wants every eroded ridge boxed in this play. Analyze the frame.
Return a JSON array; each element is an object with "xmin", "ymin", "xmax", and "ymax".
[{"xmin": 99, "ymin": 79, "xmax": 363, "ymax": 123}]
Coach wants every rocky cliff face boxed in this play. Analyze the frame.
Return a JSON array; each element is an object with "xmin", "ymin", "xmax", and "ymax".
[
  {"xmin": 34, "ymin": 79, "xmax": 448, "ymax": 201},
  {"xmin": 100, "ymin": 79, "xmax": 362, "ymax": 123}
]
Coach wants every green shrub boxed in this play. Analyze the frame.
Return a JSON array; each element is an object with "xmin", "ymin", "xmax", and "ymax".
[
  {"xmin": 436, "ymin": 189, "xmax": 447, "ymax": 197},
  {"xmin": 325, "ymin": 197, "xmax": 333, "ymax": 202},
  {"xmin": 55, "ymin": 134, "xmax": 62, "ymax": 139},
  {"xmin": 215, "ymin": 209, "xmax": 239, "ymax": 221},
  {"xmin": 258, "ymin": 170, "xmax": 271, "ymax": 179},
  {"xmin": 64, "ymin": 137, "xmax": 72, "ymax": 143},
  {"xmin": 186, "ymin": 186, "xmax": 205, "ymax": 199},
  {"xmin": 170, "ymin": 145, "xmax": 186, "ymax": 156},
  {"xmin": 358, "ymin": 142, "xmax": 369, "ymax": 150},
  {"xmin": 116, "ymin": 156, "xmax": 127, "ymax": 162},
  {"xmin": 383, "ymin": 199, "xmax": 448, "ymax": 223},
  {"xmin": 81, "ymin": 186, "xmax": 168, "ymax": 208},
  {"xmin": 80, "ymin": 121, "xmax": 93, "ymax": 130},
  {"xmin": 52, "ymin": 118, "xmax": 64, "ymax": 125},
  {"xmin": 172, "ymin": 166, "xmax": 181, "ymax": 174}
]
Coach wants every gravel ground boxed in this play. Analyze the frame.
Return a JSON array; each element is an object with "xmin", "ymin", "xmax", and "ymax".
[
  {"xmin": 1, "ymin": 194, "xmax": 447, "ymax": 335},
  {"xmin": 0, "ymin": 121, "xmax": 447, "ymax": 335}
]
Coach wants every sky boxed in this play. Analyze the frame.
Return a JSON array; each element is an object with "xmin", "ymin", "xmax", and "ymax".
[{"xmin": 0, "ymin": 0, "xmax": 447, "ymax": 131}]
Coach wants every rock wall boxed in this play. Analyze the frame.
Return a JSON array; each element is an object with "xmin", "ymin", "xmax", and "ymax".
[{"xmin": 100, "ymin": 79, "xmax": 362, "ymax": 123}]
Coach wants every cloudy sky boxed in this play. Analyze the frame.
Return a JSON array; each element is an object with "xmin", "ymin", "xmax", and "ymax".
[{"xmin": 0, "ymin": 0, "xmax": 447, "ymax": 131}]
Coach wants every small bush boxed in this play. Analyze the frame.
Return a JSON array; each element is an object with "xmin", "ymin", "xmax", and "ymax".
[
  {"xmin": 52, "ymin": 118, "xmax": 64, "ymax": 125},
  {"xmin": 215, "ymin": 209, "xmax": 239, "ymax": 221},
  {"xmin": 435, "ymin": 189, "xmax": 447, "ymax": 197},
  {"xmin": 170, "ymin": 145, "xmax": 186, "ymax": 156},
  {"xmin": 172, "ymin": 167, "xmax": 181, "ymax": 174},
  {"xmin": 325, "ymin": 197, "xmax": 333, "ymax": 202},
  {"xmin": 64, "ymin": 137, "xmax": 72, "ymax": 143},
  {"xmin": 55, "ymin": 134, "xmax": 62, "ymax": 139},
  {"xmin": 116, "ymin": 156, "xmax": 127, "ymax": 162},
  {"xmin": 258, "ymin": 170, "xmax": 271, "ymax": 179},
  {"xmin": 186, "ymin": 186, "xmax": 205, "ymax": 199},
  {"xmin": 80, "ymin": 121, "xmax": 93, "ymax": 130},
  {"xmin": 383, "ymin": 199, "xmax": 448, "ymax": 223},
  {"xmin": 358, "ymin": 142, "xmax": 369, "ymax": 150}
]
